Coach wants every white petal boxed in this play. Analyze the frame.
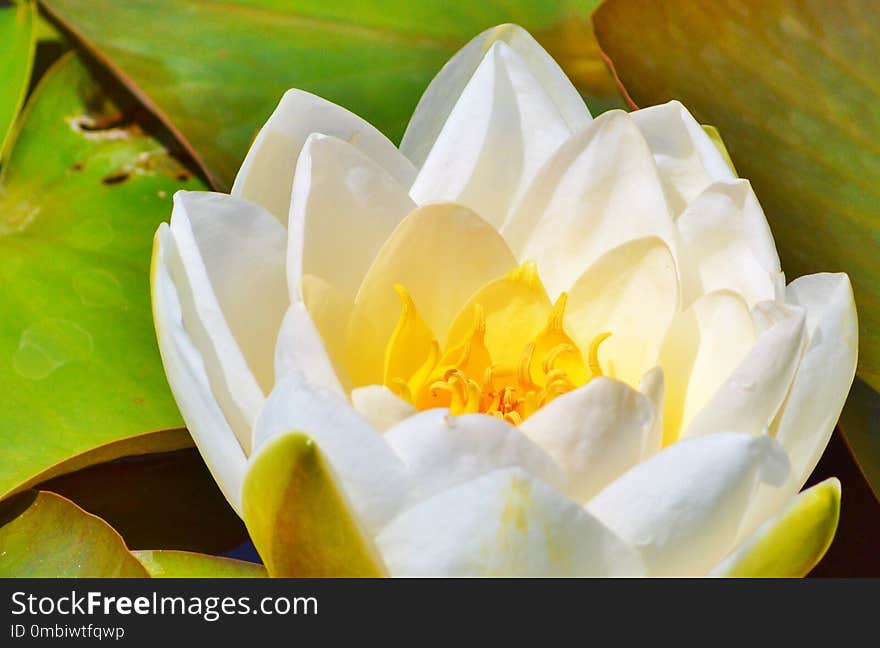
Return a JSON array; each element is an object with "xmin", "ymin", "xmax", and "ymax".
[
  {"xmin": 630, "ymin": 100, "xmax": 736, "ymax": 214},
  {"xmin": 566, "ymin": 236, "xmax": 679, "ymax": 386},
  {"xmin": 659, "ymin": 290, "xmax": 756, "ymax": 445},
  {"xmin": 273, "ymin": 300, "xmax": 344, "ymax": 395},
  {"xmin": 231, "ymin": 89, "xmax": 416, "ymax": 222},
  {"xmin": 409, "ymin": 41, "xmax": 572, "ymax": 229},
  {"xmin": 167, "ymin": 192, "xmax": 290, "ymax": 453},
  {"xmin": 776, "ymin": 274, "xmax": 858, "ymax": 483},
  {"xmin": 586, "ymin": 433, "xmax": 790, "ymax": 577},
  {"xmin": 288, "ymin": 134, "xmax": 415, "ymax": 302},
  {"xmin": 385, "ymin": 409, "xmax": 564, "ymax": 505},
  {"xmin": 738, "ymin": 273, "xmax": 858, "ymax": 539},
  {"xmin": 152, "ymin": 224, "xmax": 247, "ymax": 513},
  {"xmin": 252, "ymin": 370, "xmax": 408, "ymax": 534},
  {"xmin": 376, "ymin": 468, "xmax": 644, "ymax": 577},
  {"xmin": 638, "ymin": 366, "xmax": 665, "ymax": 459},
  {"xmin": 503, "ymin": 110, "xmax": 677, "ymax": 297},
  {"xmin": 519, "ymin": 378, "xmax": 654, "ymax": 503},
  {"xmin": 170, "ymin": 192, "xmax": 287, "ymax": 396},
  {"xmin": 683, "ymin": 301, "xmax": 806, "ymax": 439},
  {"xmin": 401, "ymin": 23, "xmax": 590, "ymax": 169},
  {"xmin": 676, "ymin": 180, "xmax": 780, "ymax": 307},
  {"xmin": 350, "ymin": 385, "xmax": 416, "ymax": 432}
]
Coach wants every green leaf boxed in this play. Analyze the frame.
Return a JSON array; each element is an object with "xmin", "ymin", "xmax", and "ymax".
[
  {"xmin": 0, "ymin": 491, "xmax": 149, "ymax": 577},
  {"xmin": 10, "ymin": 428, "xmax": 192, "ymax": 494},
  {"xmin": 39, "ymin": 448, "xmax": 248, "ymax": 554},
  {"xmin": 40, "ymin": 0, "xmax": 621, "ymax": 189},
  {"xmin": 0, "ymin": 0, "xmax": 35, "ymax": 159},
  {"xmin": 242, "ymin": 432, "xmax": 386, "ymax": 577},
  {"xmin": 839, "ymin": 377, "xmax": 880, "ymax": 501},
  {"xmin": 0, "ymin": 53, "xmax": 207, "ymax": 500},
  {"xmin": 133, "ymin": 550, "xmax": 266, "ymax": 578},
  {"xmin": 593, "ymin": 0, "xmax": 880, "ymax": 392},
  {"xmin": 710, "ymin": 478, "xmax": 841, "ymax": 578}
]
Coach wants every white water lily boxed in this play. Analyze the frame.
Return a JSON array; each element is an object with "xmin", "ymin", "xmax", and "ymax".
[{"xmin": 151, "ymin": 24, "xmax": 857, "ymax": 577}]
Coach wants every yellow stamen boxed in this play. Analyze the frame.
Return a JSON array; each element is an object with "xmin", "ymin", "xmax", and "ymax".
[
  {"xmin": 517, "ymin": 343, "xmax": 538, "ymax": 391},
  {"xmin": 381, "ymin": 272, "xmax": 612, "ymax": 423}
]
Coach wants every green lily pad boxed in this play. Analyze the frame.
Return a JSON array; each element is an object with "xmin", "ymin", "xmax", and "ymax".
[
  {"xmin": 839, "ymin": 377, "xmax": 880, "ymax": 501},
  {"xmin": 0, "ymin": 0, "xmax": 35, "ymax": 159},
  {"xmin": 593, "ymin": 0, "xmax": 880, "ymax": 392},
  {"xmin": 133, "ymin": 550, "xmax": 266, "ymax": 578},
  {"xmin": 40, "ymin": 0, "xmax": 621, "ymax": 189},
  {"xmin": 0, "ymin": 491, "xmax": 148, "ymax": 577},
  {"xmin": 0, "ymin": 53, "xmax": 207, "ymax": 500},
  {"xmin": 40, "ymin": 448, "xmax": 247, "ymax": 553}
]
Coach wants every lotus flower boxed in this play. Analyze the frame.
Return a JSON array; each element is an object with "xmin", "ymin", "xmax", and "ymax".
[{"xmin": 151, "ymin": 24, "xmax": 857, "ymax": 577}]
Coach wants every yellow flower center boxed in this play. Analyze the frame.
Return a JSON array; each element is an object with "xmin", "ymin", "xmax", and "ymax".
[{"xmin": 381, "ymin": 263, "xmax": 609, "ymax": 424}]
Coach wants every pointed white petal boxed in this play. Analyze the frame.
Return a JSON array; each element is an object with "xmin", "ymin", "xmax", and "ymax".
[
  {"xmin": 409, "ymin": 41, "xmax": 572, "ymax": 229},
  {"xmin": 776, "ymin": 274, "xmax": 858, "ymax": 484},
  {"xmin": 288, "ymin": 134, "xmax": 415, "ymax": 302},
  {"xmin": 738, "ymin": 274, "xmax": 857, "ymax": 539},
  {"xmin": 401, "ymin": 23, "xmax": 590, "ymax": 169},
  {"xmin": 677, "ymin": 180, "xmax": 780, "ymax": 307},
  {"xmin": 252, "ymin": 371, "xmax": 408, "ymax": 534},
  {"xmin": 169, "ymin": 192, "xmax": 287, "ymax": 396},
  {"xmin": 376, "ymin": 468, "xmax": 645, "ymax": 577},
  {"xmin": 152, "ymin": 224, "xmax": 247, "ymax": 513},
  {"xmin": 519, "ymin": 378, "xmax": 654, "ymax": 503},
  {"xmin": 586, "ymin": 433, "xmax": 790, "ymax": 577},
  {"xmin": 167, "ymin": 192, "xmax": 291, "ymax": 453},
  {"xmin": 631, "ymin": 100, "xmax": 736, "ymax": 213},
  {"xmin": 232, "ymin": 89, "xmax": 416, "ymax": 222},
  {"xmin": 503, "ymin": 110, "xmax": 677, "ymax": 297}
]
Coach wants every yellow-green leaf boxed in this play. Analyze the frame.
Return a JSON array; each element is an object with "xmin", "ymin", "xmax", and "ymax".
[
  {"xmin": 0, "ymin": 491, "xmax": 148, "ymax": 577},
  {"xmin": 133, "ymin": 550, "xmax": 266, "ymax": 578},
  {"xmin": 710, "ymin": 478, "xmax": 841, "ymax": 578},
  {"xmin": 0, "ymin": 0, "xmax": 35, "ymax": 159},
  {"xmin": 242, "ymin": 433, "xmax": 386, "ymax": 577},
  {"xmin": 0, "ymin": 53, "xmax": 207, "ymax": 500}
]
